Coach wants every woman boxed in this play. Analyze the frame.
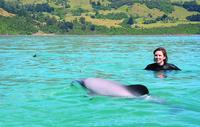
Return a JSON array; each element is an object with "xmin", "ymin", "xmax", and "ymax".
[{"xmin": 145, "ymin": 47, "xmax": 181, "ymax": 71}]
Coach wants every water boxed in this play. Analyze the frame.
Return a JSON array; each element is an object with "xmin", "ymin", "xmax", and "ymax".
[{"xmin": 0, "ymin": 35, "xmax": 200, "ymax": 127}]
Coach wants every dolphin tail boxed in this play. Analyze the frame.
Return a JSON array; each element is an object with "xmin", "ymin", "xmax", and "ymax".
[
  {"xmin": 144, "ymin": 95, "xmax": 167, "ymax": 104},
  {"xmin": 71, "ymin": 79, "xmax": 86, "ymax": 88}
]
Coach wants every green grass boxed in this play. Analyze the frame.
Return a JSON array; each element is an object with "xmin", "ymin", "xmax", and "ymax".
[
  {"xmin": 136, "ymin": 21, "xmax": 200, "ymax": 29},
  {"xmin": 19, "ymin": 0, "xmax": 46, "ymax": 5},
  {"xmin": 170, "ymin": 6, "xmax": 199, "ymax": 20},
  {"xmin": 0, "ymin": 16, "xmax": 37, "ymax": 35},
  {"xmin": 68, "ymin": 0, "xmax": 93, "ymax": 11}
]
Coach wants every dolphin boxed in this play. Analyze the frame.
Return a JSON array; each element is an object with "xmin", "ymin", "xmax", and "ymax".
[
  {"xmin": 72, "ymin": 78, "xmax": 149, "ymax": 98},
  {"xmin": 72, "ymin": 78, "xmax": 184, "ymax": 112}
]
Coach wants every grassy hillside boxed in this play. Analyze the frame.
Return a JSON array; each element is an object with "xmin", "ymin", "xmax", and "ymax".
[
  {"xmin": 0, "ymin": 8, "xmax": 15, "ymax": 17},
  {"xmin": 69, "ymin": 0, "xmax": 93, "ymax": 11},
  {"xmin": 170, "ymin": 0, "xmax": 200, "ymax": 3},
  {"xmin": 130, "ymin": 3, "xmax": 164, "ymax": 18},
  {"xmin": 0, "ymin": 0, "xmax": 200, "ymax": 35},
  {"xmin": 170, "ymin": 6, "xmax": 199, "ymax": 20},
  {"xmin": 5, "ymin": 0, "xmax": 45, "ymax": 3}
]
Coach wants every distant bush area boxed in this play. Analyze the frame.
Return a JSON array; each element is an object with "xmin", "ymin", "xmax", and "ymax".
[
  {"xmin": 183, "ymin": 1, "xmax": 200, "ymax": 12},
  {"xmin": 90, "ymin": 1, "xmax": 110, "ymax": 10},
  {"xmin": 94, "ymin": 24, "xmax": 200, "ymax": 35},
  {"xmin": 72, "ymin": 8, "xmax": 88, "ymax": 16},
  {"xmin": 108, "ymin": 0, "xmax": 174, "ymax": 13},
  {"xmin": 26, "ymin": 4, "xmax": 54, "ymax": 13},
  {"xmin": 186, "ymin": 14, "xmax": 200, "ymax": 21},
  {"xmin": 108, "ymin": 0, "xmax": 136, "ymax": 9},
  {"xmin": 94, "ymin": 12, "xmax": 128, "ymax": 20},
  {"xmin": 0, "ymin": 1, "xmax": 54, "ymax": 15},
  {"xmin": 143, "ymin": 0, "xmax": 174, "ymax": 13}
]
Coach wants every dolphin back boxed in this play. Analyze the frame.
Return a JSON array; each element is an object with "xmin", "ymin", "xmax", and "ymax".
[{"xmin": 126, "ymin": 84, "xmax": 149, "ymax": 96}]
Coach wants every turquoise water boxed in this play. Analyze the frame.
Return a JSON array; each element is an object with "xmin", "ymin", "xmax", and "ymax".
[{"xmin": 0, "ymin": 35, "xmax": 200, "ymax": 127}]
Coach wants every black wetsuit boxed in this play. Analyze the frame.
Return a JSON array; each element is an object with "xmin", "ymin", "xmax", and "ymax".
[{"xmin": 145, "ymin": 63, "xmax": 181, "ymax": 71}]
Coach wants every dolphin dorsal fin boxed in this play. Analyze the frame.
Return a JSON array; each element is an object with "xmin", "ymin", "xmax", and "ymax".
[{"xmin": 126, "ymin": 84, "xmax": 149, "ymax": 96}]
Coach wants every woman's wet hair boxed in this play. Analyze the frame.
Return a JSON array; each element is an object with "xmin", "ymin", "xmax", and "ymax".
[{"xmin": 153, "ymin": 47, "xmax": 168, "ymax": 64}]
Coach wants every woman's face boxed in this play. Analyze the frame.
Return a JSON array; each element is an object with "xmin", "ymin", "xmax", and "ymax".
[{"xmin": 154, "ymin": 51, "xmax": 166, "ymax": 65}]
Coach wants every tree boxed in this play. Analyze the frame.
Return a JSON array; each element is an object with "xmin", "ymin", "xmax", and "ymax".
[
  {"xmin": 79, "ymin": 17, "xmax": 86, "ymax": 24},
  {"xmin": 97, "ymin": 1, "xmax": 101, "ymax": 6},
  {"xmin": 59, "ymin": 21, "xmax": 73, "ymax": 32},
  {"xmin": 46, "ymin": 17, "xmax": 57, "ymax": 25},
  {"xmin": 90, "ymin": 24, "xmax": 95, "ymax": 31},
  {"xmin": 81, "ymin": 24, "xmax": 86, "ymax": 31},
  {"xmin": 127, "ymin": 16, "xmax": 134, "ymax": 25}
]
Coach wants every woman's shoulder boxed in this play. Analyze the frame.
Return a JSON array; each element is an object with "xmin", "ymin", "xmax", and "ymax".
[
  {"xmin": 144, "ymin": 63, "xmax": 157, "ymax": 70},
  {"xmin": 145, "ymin": 63, "xmax": 181, "ymax": 71},
  {"xmin": 165, "ymin": 63, "xmax": 181, "ymax": 70}
]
